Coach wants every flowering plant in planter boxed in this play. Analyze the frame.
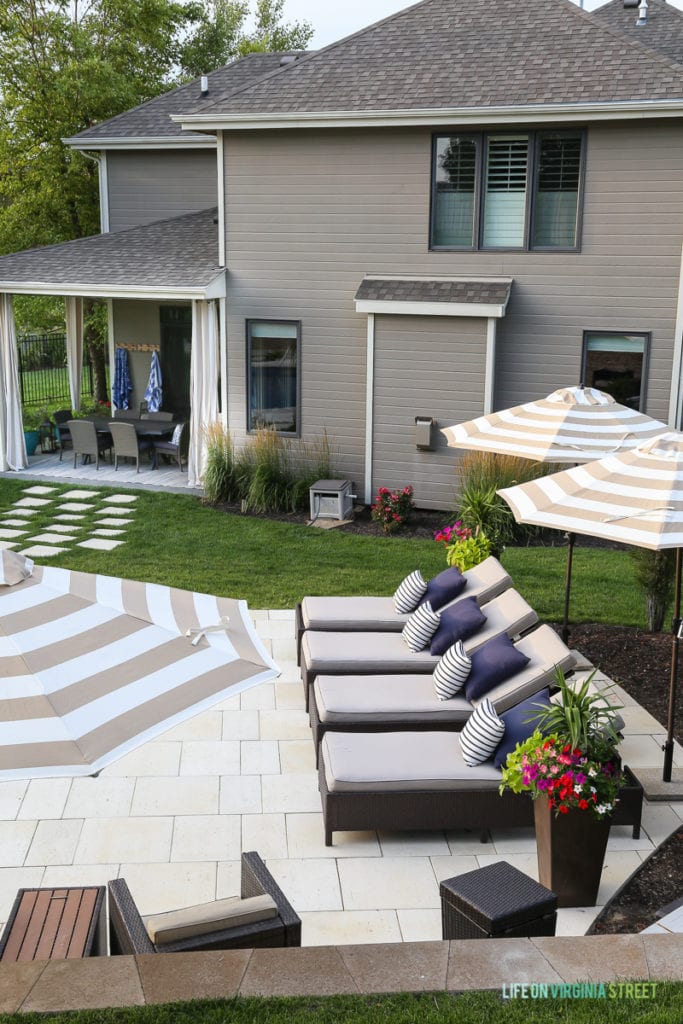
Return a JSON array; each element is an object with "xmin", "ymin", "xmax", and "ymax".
[
  {"xmin": 370, "ymin": 485, "xmax": 414, "ymax": 534},
  {"xmin": 499, "ymin": 668, "xmax": 625, "ymax": 820},
  {"xmin": 434, "ymin": 520, "xmax": 491, "ymax": 571}
]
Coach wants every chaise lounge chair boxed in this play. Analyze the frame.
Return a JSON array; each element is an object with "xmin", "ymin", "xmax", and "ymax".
[
  {"xmin": 300, "ymin": 588, "xmax": 538, "ymax": 707},
  {"xmin": 318, "ymin": 731, "xmax": 643, "ymax": 847},
  {"xmin": 309, "ymin": 624, "xmax": 575, "ymax": 756},
  {"xmin": 295, "ymin": 556, "xmax": 511, "ymax": 663},
  {"xmin": 108, "ymin": 851, "xmax": 301, "ymax": 954}
]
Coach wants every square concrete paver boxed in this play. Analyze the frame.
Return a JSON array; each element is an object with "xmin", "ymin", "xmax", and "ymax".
[
  {"xmin": 95, "ymin": 517, "xmax": 134, "ymax": 527},
  {"xmin": 63, "ymin": 778, "xmax": 135, "ymax": 819},
  {"xmin": 74, "ymin": 816, "xmax": 173, "ymax": 864},
  {"xmin": 2, "ymin": 519, "xmax": 35, "ymax": 528},
  {"xmin": 219, "ymin": 775, "xmax": 262, "ymax": 815},
  {"xmin": 14, "ymin": 497, "xmax": 52, "ymax": 507},
  {"xmin": 98, "ymin": 506, "xmax": 135, "ymax": 516},
  {"xmin": 29, "ymin": 533, "xmax": 76, "ymax": 545},
  {"xmin": 0, "ymin": 781, "xmax": 29, "ymax": 820},
  {"xmin": 130, "ymin": 776, "xmax": 219, "ymax": 817},
  {"xmin": 38, "ymin": 523, "xmax": 82, "ymax": 534},
  {"xmin": 24, "ymin": 819, "xmax": 83, "ymax": 866},
  {"xmin": 266, "ymin": 858, "xmax": 343, "ymax": 912},
  {"xmin": 23, "ymin": 486, "xmax": 57, "ymax": 495},
  {"xmin": 171, "ymin": 814, "xmax": 241, "ymax": 862},
  {"xmin": 0, "ymin": 529, "xmax": 27, "ymax": 539},
  {"xmin": 106, "ymin": 494, "xmax": 138, "ymax": 504},
  {"xmin": 20, "ymin": 544, "xmax": 68, "ymax": 557},
  {"xmin": 77, "ymin": 538, "xmax": 125, "ymax": 551},
  {"xmin": 17, "ymin": 779, "xmax": 71, "ymax": 821},
  {"xmin": 338, "ymin": 857, "xmax": 441, "ymax": 911},
  {"xmin": 54, "ymin": 513, "xmax": 86, "ymax": 521},
  {"xmin": 60, "ymin": 490, "xmax": 100, "ymax": 499},
  {"xmin": 56, "ymin": 502, "xmax": 94, "ymax": 512},
  {"xmin": 91, "ymin": 528, "xmax": 126, "ymax": 537},
  {"xmin": 0, "ymin": 541, "xmax": 18, "ymax": 551}
]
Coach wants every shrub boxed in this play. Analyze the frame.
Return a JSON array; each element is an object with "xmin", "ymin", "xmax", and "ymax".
[
  {"xmin": 456, "ymin": 451, "xmax": 555, "ymax": 552},
  {"xmin": 370, "ymin": 485, "xmax": 415, "ymax": 534},
  {"xmin": 434, "ymin": 521, "xmax": 492, "ymax": 570},
  {"xmin": 629, "ymin": 548, "xmax": 675, "ymax": 632}
]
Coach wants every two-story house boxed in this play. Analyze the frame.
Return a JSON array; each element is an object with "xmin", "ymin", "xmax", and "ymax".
[{"xmin": 1, "ymin": 0, "xmax": 683, "ymax": 506}]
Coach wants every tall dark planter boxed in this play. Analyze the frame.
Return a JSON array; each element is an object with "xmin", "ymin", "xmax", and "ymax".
[{"xmin": 534, "ymin": 798, "xmax": 610, "ymax": 907}]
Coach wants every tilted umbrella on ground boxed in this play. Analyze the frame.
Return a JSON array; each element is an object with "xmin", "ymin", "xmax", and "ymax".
[
  {"xmin": 442, "ymin": 385, "xmax": 668, "ymax": 641},
  {"xmin": 0, "ymin": 557, "xmax": 279, "ymax": 780},
  {"xmin": 498, "ymin": 432, "xmax": 683, "ymax": 783}
]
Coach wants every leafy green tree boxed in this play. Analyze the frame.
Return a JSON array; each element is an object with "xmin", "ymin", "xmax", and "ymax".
[{"xmin": 0, "ymin": 0, "xmax": 312, "ymax": 397}]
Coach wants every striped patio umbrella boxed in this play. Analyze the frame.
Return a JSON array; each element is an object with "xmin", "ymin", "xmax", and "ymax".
[
  {"xmin": 0, "ymin": 564, "xmax": 278, "ymax": 780},
  {"xmin": 442, "ymin": 385, "xmax": 668, "ymax": 642},
  {"xmin": 499, "ymin": 432, "xmax": 683, "ymax": 782},
  {"xmin": 442, "ymin": 385, "xmax": 667, "ymax": 462}
]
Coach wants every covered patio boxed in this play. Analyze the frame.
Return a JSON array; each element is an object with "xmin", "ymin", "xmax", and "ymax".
[{"xmin": 0, "ymin": 208, "xmax": 226, "ymax": 490}]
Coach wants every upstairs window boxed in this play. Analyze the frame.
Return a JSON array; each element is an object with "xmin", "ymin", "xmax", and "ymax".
[{"xmin": 431, "ymin": 129, "xmax": 584, "ymax": 251}]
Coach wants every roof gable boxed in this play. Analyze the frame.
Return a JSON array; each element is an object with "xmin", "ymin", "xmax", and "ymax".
[{"xmin": 178, "ymin": 0, "xmax": 683, "ymax": 119}]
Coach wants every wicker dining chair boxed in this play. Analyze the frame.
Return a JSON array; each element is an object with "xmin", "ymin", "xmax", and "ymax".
[
  {"xmin": 108, "ymin": 851, "xmax": 301, "ymax": 954},
  {"xmin": 67, "ymin": 419, "xmax": 112, "ymax": 470},
  {"xmin": 152, "ymin": 421, "xmax": 186, "ymax": 471},
  {"xmin": 109, "ymin": 421, "xmax": 152, "ymax": 473}
]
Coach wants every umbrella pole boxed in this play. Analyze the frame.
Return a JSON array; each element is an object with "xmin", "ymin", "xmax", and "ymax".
[
  {"xmin": 561, "ymin": 532, "xmax": 575, "ymax": 645},
  {"xmin": 663, "ymin": 547, "xmax": 682, "ymax": 783}
]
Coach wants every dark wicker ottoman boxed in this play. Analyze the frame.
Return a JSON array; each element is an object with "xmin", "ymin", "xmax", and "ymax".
[{"xmin": 440, "ymin": 860, "xmax": 557, "ymax": 940}]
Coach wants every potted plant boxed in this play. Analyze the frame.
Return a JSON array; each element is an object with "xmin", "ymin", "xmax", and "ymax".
[
  {"xmin": 22, "ymin": 406, "xmax": 45, "ymax": 456},
  {"xmin": 434, "ymin": 520, "xmax": 492, "ymax": 571},
  {"xmin": 499, "ymin": 669, "xmax": 625, "ymax": 907}
]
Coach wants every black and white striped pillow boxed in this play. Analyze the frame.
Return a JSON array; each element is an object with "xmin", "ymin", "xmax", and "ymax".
[
  {"xmin": 433, "ymin": 640, "xmax": 472, "ymax": 700},
  {"xmin": 393, "ymin": 570, "xmax": 427, "ymax": 615},
  {"xmin": 459, "ymin": 698, "xmax": 505, "ymax": 766},
  {"xmin": 402, "ymin": 601, "xmax": 440, "ymax": 652}
]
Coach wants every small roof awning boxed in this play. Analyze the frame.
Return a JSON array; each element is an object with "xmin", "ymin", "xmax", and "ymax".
[
  {"xmin": 354, "ymin": 276, "xmax": 512, "ymax": 318},
  {"xmin": 0, "ymin": 208, "xmax": 225, "ymax": 300}
]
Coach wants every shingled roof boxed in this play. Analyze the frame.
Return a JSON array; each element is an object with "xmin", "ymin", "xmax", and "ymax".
[
  {"xmin": 66, "ymin": 52, "xmax": 308, "ymax": 145},
  {"xmin": 593, "ymin": 0, "xmax": 683, "ymax": 67},
  {"xmin": 355, "ymin": 277, "xmax": 512, "ymax": 308},
  {"xmin": 0, "ymin": 209, "xmax": 224, "ymax": 298},
  {"xmin": 175, "ymin": 0, "xmax": 683, "ymax": 122}
]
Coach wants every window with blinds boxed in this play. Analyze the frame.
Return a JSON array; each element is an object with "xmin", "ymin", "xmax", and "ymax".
[
  {"xmin": 482, "ymin": 136, "xmax": 529, "ymax": 248},
  {"xmin": 430, "ymin": 129, "xmax": 584, "ymax": 251}
]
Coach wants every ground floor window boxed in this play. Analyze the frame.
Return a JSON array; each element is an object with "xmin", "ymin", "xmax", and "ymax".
[
  {"xmin": 247, "ymin": 320, "xmax": 300, "ymax": 434},
  {"xmin": 581, "ymin": 331, "xmax": 649, "ymax": 411}
]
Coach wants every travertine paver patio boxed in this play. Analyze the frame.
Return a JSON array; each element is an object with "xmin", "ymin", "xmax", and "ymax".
[{"xmin": 0, "ymin": 609, "xmax": 681, "ymax": 947}]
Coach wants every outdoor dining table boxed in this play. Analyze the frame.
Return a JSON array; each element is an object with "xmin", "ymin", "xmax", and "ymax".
[{"xmin": 83, "ymin": 416, "xmax": 174, "ymax": 439}]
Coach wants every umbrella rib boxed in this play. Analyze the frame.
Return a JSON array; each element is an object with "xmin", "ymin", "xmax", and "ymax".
[{"xmin": 603, "ymin": 505, "xmax": 675, "ymax": 523}]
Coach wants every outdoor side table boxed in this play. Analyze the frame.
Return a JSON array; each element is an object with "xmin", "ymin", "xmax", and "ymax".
[
  {"xmin": 440, "ymin": 861, "xmax": 557, "ymax": 940},
  {"xmin": 0, "ymin": 886, "xmax": 106, "ymax": 961}
]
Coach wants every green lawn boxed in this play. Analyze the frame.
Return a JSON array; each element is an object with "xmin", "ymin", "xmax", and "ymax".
[
  {"xmin": 1, "ymin": 986, "xmax": 682, "ymax": 1024},
  {"xmin": 0, "ymin": 478, "xmax": 658, "ymax": 626}
]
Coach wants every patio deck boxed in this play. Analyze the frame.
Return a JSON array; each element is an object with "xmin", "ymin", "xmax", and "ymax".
[
  {"xmin": 0, "ymin": 612, "xmax": 681, "ymax": 949},
  {"xmin": 2, "ymin": 450, "xmax": 201, "ymax": 495}
]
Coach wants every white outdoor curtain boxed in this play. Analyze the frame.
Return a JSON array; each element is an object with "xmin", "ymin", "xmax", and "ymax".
[
  {"xmin": 188, "ymin": 299, "xmax": 219, "ymax": 488},
  {"xmin": 65, "ymin": 296, "xmax": 84, "ymax": 411},
  {"xmin": 0, "ymin": 294, "xmax": 28, "ymax": 471}
]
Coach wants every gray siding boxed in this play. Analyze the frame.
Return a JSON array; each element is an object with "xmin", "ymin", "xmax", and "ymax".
[
  {"xmin": 373, "ymin": 315, "xmax": 486, "ymax": 510},
  {"xmin": 223, "ymin": 121, "xmax": 683, "ymax": 510},
  {"xmin": 107, "ymin": 151, "xmax": 216, "ymax": 232}
]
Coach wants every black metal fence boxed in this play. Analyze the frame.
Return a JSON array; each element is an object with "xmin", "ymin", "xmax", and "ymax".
[{"xmin": 18, "ymin": 332, "xmax": 99, "ymax": 409}]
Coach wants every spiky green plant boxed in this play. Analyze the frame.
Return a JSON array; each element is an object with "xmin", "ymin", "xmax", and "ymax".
[
  {"xmin": 533, "ymin": 667, "xmax": 623, "ymax": 758},
  {"xmin": 202, "ymin": 421, "xmax": 241, "ymax": 504}
]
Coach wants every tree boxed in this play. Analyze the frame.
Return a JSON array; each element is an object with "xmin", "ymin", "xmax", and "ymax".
[{"xmin": 0, "ymin": 1, "xmax": 313, "ymax": 397}]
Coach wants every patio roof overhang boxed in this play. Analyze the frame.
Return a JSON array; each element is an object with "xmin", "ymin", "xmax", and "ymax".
[{"xmin": 0, "ymin": 208, "xmax": 226, "ymax": 301}]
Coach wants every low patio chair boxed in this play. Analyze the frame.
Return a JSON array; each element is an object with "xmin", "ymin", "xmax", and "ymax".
[
  {"xmin": 52, "ymin": 409, "xmax": 72, "ymax": 462},
  {"xmin": 152, "ymin": 421, "xmax": 186, "ymax": 471},
  {"xmin": 108, "ymin": 851, "xmax": 301, "ymax": 954},
  {"xmin": 109, "ymin": 420, "xmax": 152, "ymax": 472},
  {"xmin": 68, "ymin": 419, "xmax": 111, "ymax": 470}
]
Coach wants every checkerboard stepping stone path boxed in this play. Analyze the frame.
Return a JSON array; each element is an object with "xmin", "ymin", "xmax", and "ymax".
[
  {"xmin": 42, "ymin": 524, "xmax": 82, "ymax": 534},
  {"xmin": 61, "ymin": 490, "xmax": 100, "ymax": 499},
  {"xmin": 98, "ymin": 506, "xmax": 134, "ymax": 516},
  {"xmin": 107, "ymin": 495, "xmax": 138, "ymax": 504},
  {"xmin": 96, "ymin": 517, "xmax": 134, "ymax": 527},
  {"xmin": 30, "ymin": 533, "xmax": 79, "ymax": 545},
  {"xmin": 92, "ymin": 529, "xmax": 126, "ymax": 537},
  {"xmin": 54, "ymin": 513, "xmax": 86, "ymax": 521},
  {"xmin": 5, "ymin": 508, "xmax": 39, "ymax": 516},
  {"xmin": 2, "ymin": 519, "xmax": 36, "ymax": 527},
  {"xmin": 24, "ymin": 486, "xmax": 58, "ymax": 495},
  {"xmin": 78, "ymin": 538, "xmax": 125, "ymax": 551}
]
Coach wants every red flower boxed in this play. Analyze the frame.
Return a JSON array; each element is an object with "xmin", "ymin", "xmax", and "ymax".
[
  {"xmin": 558, "ymin": 805, "xmax": 569, "ymax": 814},
  {"xmin": 578, "ymin": 799, "xmax": 589, "ymax": 809}
]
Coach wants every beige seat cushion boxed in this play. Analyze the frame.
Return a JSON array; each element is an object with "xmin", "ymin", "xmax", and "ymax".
[
  {"xmin": 302, "ymin": 589, "xmax": 537, "ymax": 676},
  {"xmin": 321, "ymin": 730, "xmax": 503, "ymax": 792},
  {"xmin": 145, "ymin": 893, "xmax": 278, "ymax": 944},
  {"xmin": 301, "ymin": 556, "xmax": 511, "ymax": 631}
]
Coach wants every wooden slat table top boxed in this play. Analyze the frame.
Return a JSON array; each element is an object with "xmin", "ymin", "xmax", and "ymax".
[{"xmin": 0, "ymin": 887, "xmax": 104, "ymax": 962}]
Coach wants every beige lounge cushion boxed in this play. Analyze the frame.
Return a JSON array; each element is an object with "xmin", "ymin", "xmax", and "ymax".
[
  {"xmin": 302, "ymin": 589, "xmax": 538, "ymax": 677},
  {"xmin": 145, "ymin": 893, "xmax": 278, "ymax": 944},
  {"xmin": 321, "ymin": 730, "xmax": 503, "ymax": 792},
  {"xmin": 301, "ymin": 557, "xmax": 511, "ymax": 631}
]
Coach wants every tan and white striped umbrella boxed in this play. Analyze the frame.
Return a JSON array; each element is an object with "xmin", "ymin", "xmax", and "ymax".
[
  {"xmin": 442, "ymin": 386, "xmax": 667, "ymax": 463},
  {"xmin": 0, "ymin": 565, "xmax": 279, "ymax": 780},
  {"xmin": 499, "ymin": 432, "xmax": 683, "ymax": 783}
]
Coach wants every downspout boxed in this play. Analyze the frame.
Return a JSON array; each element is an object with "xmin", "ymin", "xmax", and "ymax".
[
  {"xmin": 667, "ymin": 233, "xmax": 683, "ymax": 428},
  {"xmin": 216, "ymin": 130, "xmax": 226, "ymax": 267},
  {"xmin": 216, "ymin": 131, "xmax": 228, "ymax": 426},
  {"xmin": 364, "ymin": 313, "xmax": 375, "ymax": 503},
  {"xmin": 79, "ymin": 150, "xmax": 109, "ymax": 233}
]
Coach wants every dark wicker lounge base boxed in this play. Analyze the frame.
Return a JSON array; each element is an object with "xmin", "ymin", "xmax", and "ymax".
[
  {"xmin": 318, "ymin": 756, "xmax": 644, "ymax": 848},
  {"xmin": 108, "ymin": 851, "xmax": 301, "ymax": 954}
]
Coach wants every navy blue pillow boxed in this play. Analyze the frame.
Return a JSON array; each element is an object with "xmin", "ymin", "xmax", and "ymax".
[
  {"xmin": 493, "ymin": 688, "xmax": 551, "ymax": 769},
  {"xmin": 420, "ymin": 566, "xmax": 467, "ymax": 612},
  {"xmin": 430, "ymin": 596, "xmax": 486, "ymax": 656},
  {"xmin": 463, "ymin": 632, "xmax": 531, "ymax": 702}
]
